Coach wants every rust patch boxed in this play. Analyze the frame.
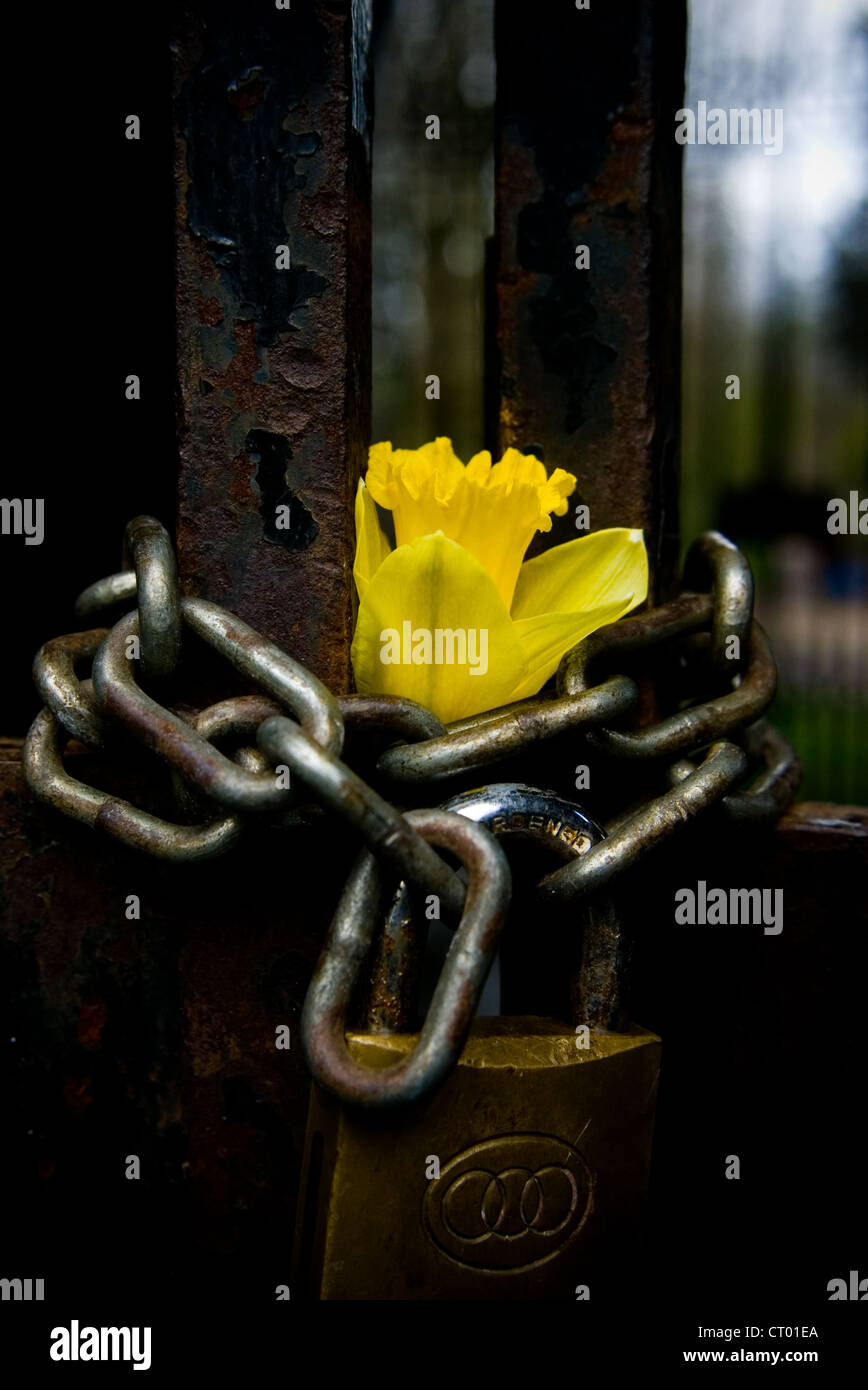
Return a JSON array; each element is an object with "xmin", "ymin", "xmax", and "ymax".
[{"xmin": 77, "ymin": 995, "xmax": 108, "ymax": 1051}]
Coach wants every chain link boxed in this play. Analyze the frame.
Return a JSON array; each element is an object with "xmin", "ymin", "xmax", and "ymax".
[
  {"xmin": 301, "ymin": 809, "xmax": 511, "ymax": 1108},
  {"xmin": 538, "ymin": 740, "xmax": 749, "ymax": 901},
  {"xmin": 681, "ymin": 529, "xmax": 754, "ymax": 679},
  {"xmin": 92, "ymin": 603, "xmax": 343, "ymax": 812},
  {"xmin": 33, "ymin": 629, "xmax": 109, "ymax": 748},
  {"xmin": 667, "ymin": 718, "xmax": 802, "ymax": 822},
  {"xmin": 123, "ymin": 515, "xmax": 182, "ymax": 682},
  {"xmin": 23, "ymin": 707, "xmax": 242, "ymax": 860},
  {"xmin": 559, "ymin": 596, "xmax": 777, "ymax": 758},
  {"xmin": 373, "ymin": 676, "xmax": 638, "ymax": 785}
]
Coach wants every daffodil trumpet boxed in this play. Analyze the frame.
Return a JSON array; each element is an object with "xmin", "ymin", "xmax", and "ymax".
[{"xmin": 351, "ymin": 438, "xmax": 648, "ymax": 725}]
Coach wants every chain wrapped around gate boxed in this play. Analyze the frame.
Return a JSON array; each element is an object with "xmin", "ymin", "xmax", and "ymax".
[{"xmin": 23, "ymin": 517, "xmax": 800, "ymax": 1105}]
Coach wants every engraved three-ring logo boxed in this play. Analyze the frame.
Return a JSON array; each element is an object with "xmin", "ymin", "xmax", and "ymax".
[{"xmin": 422, "ymin": 1133, "xmax": 593, "ymax": 1271}]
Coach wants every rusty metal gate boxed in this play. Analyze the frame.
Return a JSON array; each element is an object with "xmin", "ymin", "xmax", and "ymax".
[{"xmin": 3, "ymin": 0, "xmax": 866, "ymax": 1356}]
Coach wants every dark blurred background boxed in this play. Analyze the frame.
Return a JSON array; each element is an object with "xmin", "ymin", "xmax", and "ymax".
[{"xmin": 371, "ymin": 0, "xmax": 868, "ymax": 803}]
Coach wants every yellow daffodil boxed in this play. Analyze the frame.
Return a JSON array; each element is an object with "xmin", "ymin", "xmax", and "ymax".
[{"xmin": 351, "ymin": 437, "xmax": 648, "ymax": 724}]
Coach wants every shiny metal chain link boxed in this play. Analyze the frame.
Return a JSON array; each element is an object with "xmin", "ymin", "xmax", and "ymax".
[{"xmin": 301, "ymin": 809, "xmax": 511, "ymax": 1108}]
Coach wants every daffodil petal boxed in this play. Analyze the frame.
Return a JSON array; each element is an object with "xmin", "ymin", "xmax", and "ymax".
[
  {"xmin": 366, "ymin": 438, "xmax": 466, "ymax": 548},
  {"xmin": 511, "ymin": 528, "xmax": 648, "ymax": 620},
  {"xmin": 511, "ymin": 599, "xmax": 636, "ymax": 701},
  {"xmin": 353, "ymin": 479, "xmax": 392, "ymax": 600},
  {"xmin": 351, "ymin": 533, "xmax": 526, "ymax": 724},
  {"xmin": 363, "ymin": 438, "xmax": 577, "ymax": 612}
]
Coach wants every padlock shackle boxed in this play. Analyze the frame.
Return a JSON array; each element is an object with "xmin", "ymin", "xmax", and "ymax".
[
  {"xmin": 445, "ymin": 785, "xmax": 626, "ymax": 1031},
  {"xmin": 367, "ymin": 784, "xmax": 625, "ymax": 1032}
]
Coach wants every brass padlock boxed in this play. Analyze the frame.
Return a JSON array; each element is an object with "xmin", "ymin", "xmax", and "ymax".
[{"xmin": 293, "ymin": 787, "xmax": 660, "ymax": 1300}]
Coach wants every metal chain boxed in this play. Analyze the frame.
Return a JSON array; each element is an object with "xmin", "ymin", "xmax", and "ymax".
[
  {"xmin": 24, "ymin": 518, "xmax": 799, "ymax": 863},
  {"xmin": 21, "ymin": 518, "xmax": 801, "ymax": 1102}
]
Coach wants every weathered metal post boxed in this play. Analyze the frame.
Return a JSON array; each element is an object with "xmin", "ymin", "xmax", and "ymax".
[
  {"xmin": 173, "ymin": 0, "xmax": 372, "ymax": 688},
  {"xmin": 492, "ymin": 0, "xmax": 684, "ymax": 601}
]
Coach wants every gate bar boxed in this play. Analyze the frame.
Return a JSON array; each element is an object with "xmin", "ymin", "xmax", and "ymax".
[
  {"xmin": 172, "ymin": 0, "xmax": 373, "ymax": 690},
  {"xmin": 491, "ymin": 0, "xmax": 686, "ymax": 600}
]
